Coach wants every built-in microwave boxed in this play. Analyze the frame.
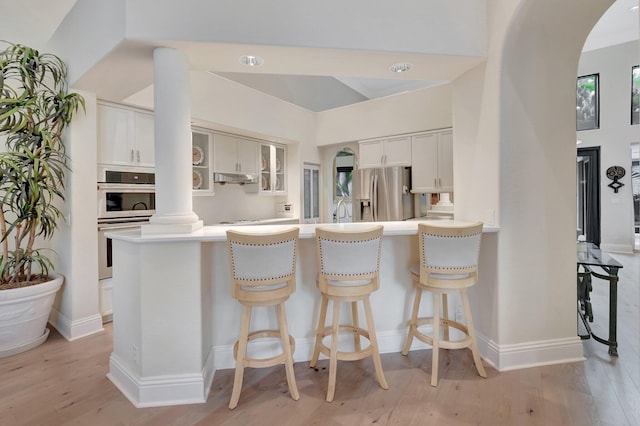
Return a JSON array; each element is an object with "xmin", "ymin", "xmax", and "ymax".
[
  {"xmin": 97, "ymin": 168, "xmax": 156, "ymax": 220},
  {"xmin": 97, "ymin": 183, "xmax": 156, "ymax": 220}
]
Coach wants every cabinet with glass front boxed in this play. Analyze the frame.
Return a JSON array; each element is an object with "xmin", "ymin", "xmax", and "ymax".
[
  {"xmin": 260, "ymin": 143, "xmax": 286, "ymax": 195},
  {"xmin": 192, "ymin": 130, "xmax": 213, "ymax": 195}
]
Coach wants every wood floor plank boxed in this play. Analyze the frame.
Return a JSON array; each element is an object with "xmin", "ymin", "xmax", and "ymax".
[{"xmin": 1, "ymin": 252, "xmax": 637, "ymax": 425}]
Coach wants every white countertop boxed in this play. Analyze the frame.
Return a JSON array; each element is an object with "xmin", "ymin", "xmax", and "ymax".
[{"xmin": 107, "ymin": 219, "xmax": 499, "ymax": 243}]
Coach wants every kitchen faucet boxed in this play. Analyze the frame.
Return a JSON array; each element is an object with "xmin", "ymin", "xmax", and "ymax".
[{"xmin": 335, "ymin": 199, "xmax": 350, "ymax": 223}]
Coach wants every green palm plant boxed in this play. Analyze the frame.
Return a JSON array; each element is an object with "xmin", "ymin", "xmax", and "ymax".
[{"xmin": 0, "ymin": 41, "xmax": 84, "ymax": 288}]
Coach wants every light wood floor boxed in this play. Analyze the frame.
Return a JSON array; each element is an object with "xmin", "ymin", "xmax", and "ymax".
[{"xmin": 1, "ymin": 252, "xmax": 637, "ymax": 426}]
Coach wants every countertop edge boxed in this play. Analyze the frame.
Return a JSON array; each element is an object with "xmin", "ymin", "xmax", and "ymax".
[{"xmin": 107, "ymin": 220, "xmax": 500, "ymax": 243}]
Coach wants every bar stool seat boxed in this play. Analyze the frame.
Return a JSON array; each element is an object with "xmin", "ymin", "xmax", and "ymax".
[
  {"xmin": 226, "ymin": 227, "xmax": 300, "ymax": 409},
  {"xmin": 310, "ymin": 225, "xmax": 388, "ymax": 402},
  {"xmin": 401, "ymin": 222, "xmax": 487, "ymax": 386}
]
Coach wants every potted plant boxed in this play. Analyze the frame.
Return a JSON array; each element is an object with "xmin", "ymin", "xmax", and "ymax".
[{"xmin": 0, "ymin": 41, "xmax": 84, "ymax": 357}]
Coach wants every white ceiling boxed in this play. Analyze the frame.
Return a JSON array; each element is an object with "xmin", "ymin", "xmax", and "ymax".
[{"xmin": 1, "ymin": 0, "xmax": 638, "ymax": 111}]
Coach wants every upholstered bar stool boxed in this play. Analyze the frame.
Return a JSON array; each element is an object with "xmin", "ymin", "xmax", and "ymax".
[
  {"xmin": 401, "ymin": 222, "xmax": 487, "ymax": 386},
  {"xmin": 310, "ymin": 225, "xmax": 388, "ymax": 402},
  {"xmin": 226, "ymin": 227, "xmax": 300, "ymax": 409}
]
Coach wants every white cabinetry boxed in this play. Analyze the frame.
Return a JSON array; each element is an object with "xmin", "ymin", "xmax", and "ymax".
[
  {"xmin": 259, "ymin": 143, "xmax": 286, "ymax": 195},
  {"xmin": 411, "ymin": 129, "xmax": 453, "ymax": 193},
  {"xmin": 358, "ymin": 136, "xmax": 411, "ymax": 168},
  {"xmin": 213, "ymin": 133, "xmax": 258, "ymax": 175},
  {"xmin": 192, "ymin": 130, "xmax": 213, "ymax": 194},
  {"xmin": 97, "ymin": 103, "xmax": 154, "ymax": 167}
]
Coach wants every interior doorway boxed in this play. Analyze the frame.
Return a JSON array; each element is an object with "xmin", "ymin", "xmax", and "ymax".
[{"xmin": 577, "ymin": 147, "xmax": 601, "ymax": 246}]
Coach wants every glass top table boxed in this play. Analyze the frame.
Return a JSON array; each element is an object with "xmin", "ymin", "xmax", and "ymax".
[{"xmin": 577, "ymin": 243, "xmax": 623, "ymax": 356}]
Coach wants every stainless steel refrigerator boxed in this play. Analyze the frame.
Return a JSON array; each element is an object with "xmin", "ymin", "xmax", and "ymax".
[{"xmin": 352, "ymin": 166, "xmax": 414, "ymax": 222}]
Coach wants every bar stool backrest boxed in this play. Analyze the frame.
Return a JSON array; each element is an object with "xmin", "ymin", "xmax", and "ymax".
[
  {"xmin": 315, "ymin": 225, "xmax": 383, "ymax": 294},
  {"xmin": 227, "ymin": 227, "xmax": 299, "ymax": 301},
  {"xmin": 418, "ymin": 222, "xmax": 483, "ymax": 287}
]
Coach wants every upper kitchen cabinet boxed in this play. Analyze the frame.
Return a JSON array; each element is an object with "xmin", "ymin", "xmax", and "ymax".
[
  {"xmin": 192, "ymin": 129, "xmax": 213, "ymax": 194},
  {"xmin": 97, "ymin": 103, "xmax": 155, "ymax": 168},
  {"xmin": 213, "ymin": 133, "xmax": 258, "ymax": 175},
  {"xmin": 358, "ymin": 136, "xmax": 411, "ymax": 169},
  {"xmin": 411, "ymin": 129, "xmax": 453, "ymax": 193},
  {"xmin": 260, "ymin": 143, "xmax": 286, "ymax": 195}
]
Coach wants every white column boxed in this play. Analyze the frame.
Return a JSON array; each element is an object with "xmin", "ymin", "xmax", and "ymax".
[{"xmin": 143, "ymin": 47, "xmax": 202, "ymax": 235}]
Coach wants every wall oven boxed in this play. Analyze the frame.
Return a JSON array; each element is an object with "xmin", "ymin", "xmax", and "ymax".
[
  {"xmin": 97, "ymin": 169, "xmax": 155, "ymax": 280},
  {"xmin": 98, "ymin": 217, "xmax": 150, "ymax": 280}
]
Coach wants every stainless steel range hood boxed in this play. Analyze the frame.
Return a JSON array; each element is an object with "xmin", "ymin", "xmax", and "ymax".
[{"xmin": 213, "ymin": 172, "xmax": 259, "ymax": 185}]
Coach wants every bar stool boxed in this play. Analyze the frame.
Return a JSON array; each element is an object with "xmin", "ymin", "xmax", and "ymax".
[
  {"xmin": 310, "ymin": 225, "xmax": 388, "ymax": 402},
  {"xmin": 226, "ymin": 227, "xmax": 300, "ymax": 409},
  {"xmin": 401, "ymin": 222, "xmax": 487, "ymax": 386}
]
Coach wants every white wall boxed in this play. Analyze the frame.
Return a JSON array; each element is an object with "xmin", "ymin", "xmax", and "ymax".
[
  {"xmin": 192, "ymin": 186, "xmax": 279, "ymax": 225},
  {"xmin": 50, "ymin": 92, "xmax": 104, "ymax": 340},
  {"xmin": 577, "ymin": 40, "xmax": 640, "ymax": 253},
  {"xmin": 494, "ymin": 0, "xmax": 613, "ymax": 351},
  {"xmin": 316, "ymin": 84, "xmax": 453, "ymax": 146},
  {"xmin": 126, "ymin": 0, "xmax": 486, "ymax": 58}
]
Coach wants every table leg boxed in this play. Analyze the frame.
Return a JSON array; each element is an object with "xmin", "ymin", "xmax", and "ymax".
[
  {"xmin": 588, "ymin": 267, "xmax": 620, "ymax": 357},
  {"xmin": 607, "ymin": 270, "xmax": 619, "ymax": 356}
]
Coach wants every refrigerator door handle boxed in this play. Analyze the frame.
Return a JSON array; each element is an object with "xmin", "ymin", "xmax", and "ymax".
[{"xmin": 371, "ymin": 172, "xmax": 378, "ymax": 222}]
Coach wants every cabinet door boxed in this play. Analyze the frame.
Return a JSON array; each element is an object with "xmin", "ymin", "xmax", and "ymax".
[
  {"xmin": 133, "ymin": 112, "xmax": 155, "ymax": 167},
  {"xmin": 273, "ymin": 145, "xmax": 286, "ymax": 193},
  {"xmin": 213, "ymin": 133, "xmax": 239, "ymax": 174},
  {"xmin": 411, "ymin": 133, "xmax": 439, "ymax": 192},
  {"xmin": 192, "ymin": 131, "xmax": 212, "ymax": 194},
  {"xmin": 236, "ymin": 138, "xmax": 257, "ymax": 175},
  {"xmin": 383, "ymin": 136, "xmax": 412, "ymax": 167},
  {"xmin": 259, "ymin": 144, "xmax": 272, "ymax": 192},
  {"xmin": 437, "ymin": 131, "xmax": 454, "ymax": 192},
  {"xmin": 358, "ymin": 140, "xmax": 384, "ymax": 168},
  {"xmin": 97, "ymin": 104, "xmax": 134, "ymax": 165}
]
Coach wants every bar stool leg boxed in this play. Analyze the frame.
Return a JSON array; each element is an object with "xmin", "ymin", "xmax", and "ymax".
[
  {"xmin": 363, "ymin": 296, "xmax": 388, "ymax": 390},
  {"xmin": 310, "ymin": 296, "xmax": 329, "ymax": 368},
  {"xmin": 442, "ymin": 293, "xmax": 450, "ymax": 341},
  {"xmin": 327, "ymin": 300, "xmax": 341, "ymax": 402},
  {"xmin": 277, "ymin": 303, "xmax": 300, "ymax": 400},
  {"xmin": 402, "ymin": 285, "xmax": 422, "ymax": 356},
  {"xmin": 430, "ymin": 291, "xmax": 441, "ymax": 387},
  {"xmin": 229, "ymin": 306, "xmax": 252, "ymax": 409},
  {"xmin": 461, "ymin": 289, "xmax": 487, "ymax": 378},
  {"xmin": 351, "ymin": 301, "xmax": 362, "ymax": 352}
]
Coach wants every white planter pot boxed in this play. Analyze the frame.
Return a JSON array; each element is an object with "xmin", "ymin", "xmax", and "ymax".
[{"xmin": 0, "ymin": 274, "xmax": 63, "ymax": 358}]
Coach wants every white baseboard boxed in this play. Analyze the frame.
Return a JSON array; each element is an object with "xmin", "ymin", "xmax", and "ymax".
[
  {"xmin": 108, "ymin": 351, "xmax": 215, "ymax": 408},
  {"xmin": 211, "ymin": 327, "xmax": 583, "ymax": 372},
  {"xmin": 600, "ymin": 243, "xmax": 633, "ymax": 254},
  {"xmin": 49, "ymin": 307, "xmax": 103, "ymax": 341},
  {"xmin": 477, "ymin": 334, "xmax": 585, "ymax": 371}
]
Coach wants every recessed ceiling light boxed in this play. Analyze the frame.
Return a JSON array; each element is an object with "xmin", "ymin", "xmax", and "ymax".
[
  {"xmin": 389, "ymin": 62, "xmax": 412, "ymax": 73},
  {"xmin": 239, "ymin": 55, "xmax": 264, "ymax": 67}
]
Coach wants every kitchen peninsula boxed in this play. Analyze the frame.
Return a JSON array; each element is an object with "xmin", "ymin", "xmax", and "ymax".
[{"xmin": 106, "ymin": 220, "xmax": 498, "ymax": 407}]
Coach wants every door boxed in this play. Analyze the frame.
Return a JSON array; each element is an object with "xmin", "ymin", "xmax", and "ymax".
[
  {"xmin": 97, "ymin": 104, "xmax": 134, "ymax": 165},
  {"xmin": 133, "ymin": 112, "xmax": 155, "ymax": 166},
  {"xmin": 377, "ymin": 167, "xmax": 405, "ymax": 221},
  {"xmin": 384, "ymin": 136, "xmax": 412, "ymax": 167},
  {"xmin": 577, "ymin": 147, "xmax": 600, "ymax": 246}
]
